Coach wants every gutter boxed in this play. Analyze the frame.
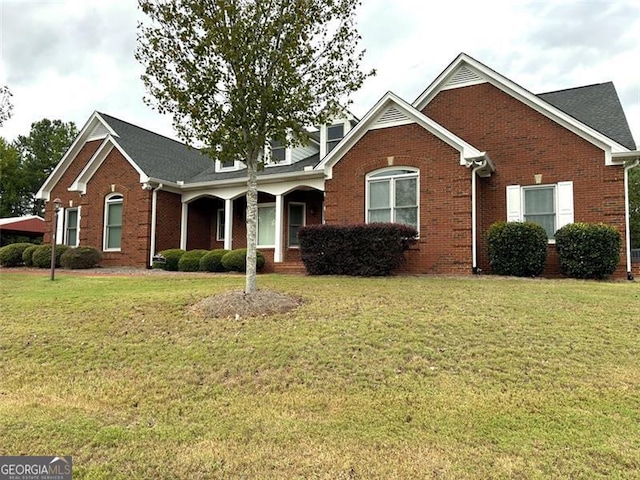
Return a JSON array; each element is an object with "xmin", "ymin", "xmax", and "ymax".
[
  {"xmin": 466, "ymin": 154, "xmax": 494, "ymax": 274},
  {"xmin": 145, "ymin": 182, "xmax": 164, "ymax": 268},
  {"xmin": 624, "ymin": 159, "xmax": 639, "ymax": 280}
]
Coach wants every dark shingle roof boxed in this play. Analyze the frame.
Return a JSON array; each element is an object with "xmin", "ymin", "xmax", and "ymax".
[
  {"xmin": 537, "ymin": 82, "xmax": 636, "ymax": 150},
  {"xmin": 99, "ymin": 112, "xmax": 214, "ymax": 182}
]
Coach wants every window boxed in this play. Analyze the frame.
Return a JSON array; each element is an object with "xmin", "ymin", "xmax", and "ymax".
[
  {"xmin": 270, "ymin": 140, "xmax": 286, "ymax": 163},
  {"xmin": 258, "ymin": 204, "xmax": 276, "ymax": 247},
  {"xmin": 217, "ymin": 208, "xmax": 225, "ymax": 241},
  {"xmin": 288, "ymin": 203, "xmax": 305, "ymax": 247},
  {"xmin": 327, "ymin": 123, "xmax": 344, "ymax": 153},
  {"xmin": 220, "ymin": 159, "xmax": 235, "ymax": 169},
  {"xmin": 367, "ymin": 168, "xmax": 419, "ymax": 230},
  {"xmin": 506, "ymin": 181, "xmax": 574, "ymax": 240},
  {"xmin": 65, "ymin": 208, "xmax": 79, "ymax": 246},
  {"xmin": 104, "ymin": 194, "xmax": 123, "ymax": 251}
]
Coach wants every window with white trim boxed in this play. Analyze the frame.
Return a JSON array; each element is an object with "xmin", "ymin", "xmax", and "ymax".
[
  {"xmin": 104, "ymin": 194, "xmax": 123, "ymax": 251},
  {"xmin": 270, "ymin": 140, "xmax": 286, "ymax": 164},
  {"xmin": 288, "ymin": 203, "xmax": 305, "ymax": 247},
  {"xmin": 506, "ymin": 181, "xmax": 574, "ymax": 240},
  {"xmin": 257, "ymin": 203, "xmax": 276, "ymax": 247},
  {"xmin": 327, "ymin": 123, "xmax": 344, "ymax": 153},
  {"xmin": 216, "ymin": 208, "xmax": 225, "ymax": 241},
  {"xmin": 65, "ymin": 208, "xmax": 80, "ymax": 247},
  {"xmin": 367, "ymin": 168, "xmax": 419, "ymax": 230}
]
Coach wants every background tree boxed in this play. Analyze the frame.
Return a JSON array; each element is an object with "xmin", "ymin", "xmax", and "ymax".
[
  {"xmin": 630, "ymin": 166, "xmax": 640, "ymax": 248},
  {"xmin": 137, "ymin": 0, "xmax": 373, "ymax": 294},
  {"xmin": 0, "ymin": 85, "xmax": 12, "ymax": 127},
  {"xmin": 0, "ymin": 138, "xmax": 25, "ymax": 217},
  {"xmin": 15, "ymin": 119, "xmax": 78, "ymax": 216}
]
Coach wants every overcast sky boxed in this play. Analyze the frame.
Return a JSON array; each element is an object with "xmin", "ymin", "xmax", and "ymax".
[{"xmin": 1, "ymin": 0, "xmax": 639, "ymax": 148}]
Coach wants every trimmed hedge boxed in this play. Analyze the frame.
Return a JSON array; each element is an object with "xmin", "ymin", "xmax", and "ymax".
[
  {"xmin": 0, "ymin": 242, "xmax": 34, "ymax": 267},
  {"xmin": 555, "ymin": 222, "xmax": 621, "ymax": 279},
  {"xmin": 155, "ymin": 249, "xmax": 186, "ymax": 271},
  {"xmin": 32, "ymin": 244, "xmax": 71, "ymax": 268},
  {"xmin": 22, "ymin": 244, "xmax": 39, "ymax": 267},
  {"xmin": 298, "ymin": 223, "xmax": 418, "ymax": 276},
  {"xmin": 487, "ymin": 221, "xmax": 548, "ymax": 277},
  {"xmin": 178, "ymin": 249, "xmax": 209, "ymax": 272},
  {"xmin": 221, "ymin": 248, "xmax": 265, "ymax": 272},
  {"xmin": 199, "ymin": 249, "xmax": 230, "ymax": 272},
  {"xmin": 60, "ymin": 246, "xmax": 102, "ymax": 269}
]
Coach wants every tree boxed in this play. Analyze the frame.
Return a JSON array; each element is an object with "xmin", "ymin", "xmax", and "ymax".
[
  {"xmin": 0, "ymin": 85, "xmax": 12, "ymax": 127},
  {"xmin": 0, "ymin": 138, "xmax": 25, "ymax": 217},
  {"xmin": 15, "ymin": 119, "xmax": 78, "ymax": 216},
  {"xmin": 630, "ymin": 165, "xmax": 640, "ymax": 248},
  {"xmin": 137, "ymin": 0, "xmax": 373, "ymax": 293}
]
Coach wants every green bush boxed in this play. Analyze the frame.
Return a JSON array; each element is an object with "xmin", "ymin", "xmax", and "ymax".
[
  {"xmin": 155, "ymin": 249, "xmax": 186, "ymax": 271},
  {"xmin": 555, "ymin": 222, "xmax": 621, "ymax": 279},
  {"xmin": 60, "ymin": 246, "xmax": 102, "ymax": 269},
  {"xmin": 487, "ymin": 221, "xmax": 548, "ymax": 277},
  {"xmin": 178, "ymin": 249, "xmax": 209, "ymax": 272},
  {"xmin": 0, "ymin": 242, "xmax": 34, "ymax": 267},
  {"xmin": 221, "ymin": 248, "xmax": 265, "ymax": 272},
  {"xmin": 199, "ymin": 249, "xmax": 230, "ymax": 272},
  {"xmin": 22, "ymin": 244, "xmax": 39, "ymax": 267},
  {"xmin": 32, "ymin": 244, "xmax": 71, "ymax": 268}
]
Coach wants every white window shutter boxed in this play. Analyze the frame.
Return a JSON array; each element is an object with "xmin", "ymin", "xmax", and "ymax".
[
  {"xmin": 56, "ymin": 207, "xmax": 64, "ymax": 243},
  {"xmin": 506, "ymin": 185, "xmax": 522, "ymax": 222},
  {"xmin": 557, "ymin": 181, "xmax": 574, "ymax": 228}
]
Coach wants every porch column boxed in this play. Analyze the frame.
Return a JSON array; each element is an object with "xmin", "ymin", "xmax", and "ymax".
[
  {"xmin": 224, "ymin": 198, "xmax": 233, "ymax": 251},
  {"xmin": 180, "ymin": 202, "xmax": 188, "ymax": 250},
  {"xmin": 274, "ymin": 194, "xmax": 284, "ymax": 263}
]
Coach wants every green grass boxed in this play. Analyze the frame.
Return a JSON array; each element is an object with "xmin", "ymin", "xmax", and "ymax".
[{"xmin": 1, "ymin": 271, "xmax": 639, "ymax": 478}]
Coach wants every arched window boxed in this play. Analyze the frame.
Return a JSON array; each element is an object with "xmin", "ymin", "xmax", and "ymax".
[
  {"xmin": 104, "ymin": 194, "xmax": 123, "ymax": 251},
  {"xmin": 366, "ymin": 168, "xmax": 419, "ymax": 230}
]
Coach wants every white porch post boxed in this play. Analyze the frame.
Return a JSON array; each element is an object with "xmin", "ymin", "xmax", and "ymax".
[
  {"xmin": 274, "ymin": 194, "xmax": 284, "ymax": 263},
  {"xmin": 180, "ymin": 201, "xmax": 188, "ymax": 250},
  {"xmin": 224, "ymin": 198, "xmax": 233, "ymax": 251}
]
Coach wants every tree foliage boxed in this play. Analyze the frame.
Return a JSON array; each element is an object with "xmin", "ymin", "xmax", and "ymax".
[
  {"xmin": 0, "ymin": 85, "xmax": 12, "ymax": 127},
  {"xmin": 630, "ymin": 165, "xmax": 640, "ymax": 249},
  {"xmin": 137, "ymin": 0, "xmax": 373, "ymax": 293},
  {"xmin": 0, "ymin": 138, "xmax": 24, "ymax": 217}
]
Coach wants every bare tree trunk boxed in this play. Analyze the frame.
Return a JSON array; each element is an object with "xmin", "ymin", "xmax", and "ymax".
[{"xmin": 245, "ymin": 157, "xmax": 258, "ymax": 294}]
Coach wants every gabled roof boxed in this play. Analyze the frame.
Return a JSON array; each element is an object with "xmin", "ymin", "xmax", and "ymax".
[
  {"xmin": 413, "ymin": 53, "xmax": 632, "ymax": 163},
  {"xmin": 315, "ymin": 91, "xmax": 487, "ymax": 178},
  {"xmin": 0, "ymin": 215, "xmax": 45, "ymax": 234},
  {"xmin": 537, "ymin": 83, "xmax": 636, "ymax": 150}
]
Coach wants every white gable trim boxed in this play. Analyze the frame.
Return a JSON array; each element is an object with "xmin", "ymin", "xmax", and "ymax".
[
  {"xmin": 413, "ymin": 53, "xmax": 629, "ymax": 162},
  {"xmin": 36, "ymin": 111, "xmax": 120, "ymax": 201},
  {"xmin": 315, "ymin": 91, "xmax": 485, "ymax": 179},
  {"xmin": 69, "ymin": 136, "xmax": 149, "ymax": 194}
]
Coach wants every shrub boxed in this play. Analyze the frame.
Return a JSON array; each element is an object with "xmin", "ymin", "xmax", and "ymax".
[
  {"xmin": 22, "ymin": 244, "xmax": 40, "ymax": 267},
  {"xmin": 156, "ymin": 249, "xmax": 186, "ymax": 271},
  {"xmin": 487, "ymin": 221, "xmax": 548, "ymax": 277},
  {"xmin": 178, "ymin": 249, "xmax": 209, "ymax": 272},
  {"xmin": 32, "ymin": 244, "xmax": 71, "ymax": 268},
  {"xmin": 0, "ymin": 242, "xmax": 34, "ymax": 267},
  {"xmin": 221, "ymin": 248, "xmax": 265, "ymax": 272},
  {"xmin": 298, "ymin": 223, "xmax": 418, "ymax": 276},
  {"xmin": 199, "ymin": 249, "xmax": 230, "ymax": 272},
  {"xmin": 60, "ymin": 246, "xmax": 102, "ymax": 269},
  {"xmin": 555, "ymin": 222, "xmax": 621, "ymax": 279}
]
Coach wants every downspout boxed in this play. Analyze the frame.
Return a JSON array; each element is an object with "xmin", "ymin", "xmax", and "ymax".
[
  {"xmin": 469, "ymin": 158, "xmax": 488, "ymax": 274},
  {"xmin": 149, "ymin": 183, "xmax": 163, "ymax": 268},
  {"xmin": 624, "ymin": 159, "xmax": 639, "ymax": 280}
]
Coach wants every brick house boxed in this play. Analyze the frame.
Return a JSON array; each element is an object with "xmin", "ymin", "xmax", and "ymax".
[{"xmin": 37, "ymin": 53, "xmax": 640, "ymax": 277}]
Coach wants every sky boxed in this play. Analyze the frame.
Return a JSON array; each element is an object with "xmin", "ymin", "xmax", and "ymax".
[{"xmin": 1, "ymin": 0, "xmax": 639, "ymax": 148}]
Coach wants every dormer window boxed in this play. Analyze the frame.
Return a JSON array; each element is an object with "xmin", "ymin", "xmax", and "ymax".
[
  {"xmin": 327, "ymin": 124, "xmax": 344, "ymax": 153},
  {"xmin": 220, "ymin": 159, "xmax": 235, "ymax": 169},
  {"xmin": 216, "ymin": 158, "xmax": 244, "ymax": 172},
  {"xmin": 270, "ymin": 140, "xmax": 286, "ymax": 163}
]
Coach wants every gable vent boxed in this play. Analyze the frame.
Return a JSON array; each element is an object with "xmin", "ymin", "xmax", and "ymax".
[
  {"xmin": 87, "ymin": 122, "xmax": 111, "ymax": 140},
  {"xmin": 373, "ymin": 105, "xmax": 413, "ymax": 128},
  {"xmin": 444, "ymin": 65, "xmax": 486, "ymax": 89}
]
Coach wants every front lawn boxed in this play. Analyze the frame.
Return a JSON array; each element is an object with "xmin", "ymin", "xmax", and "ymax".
[{"xmin": 0, "ymin": 272, "xmax": 638, "ymax": 478}]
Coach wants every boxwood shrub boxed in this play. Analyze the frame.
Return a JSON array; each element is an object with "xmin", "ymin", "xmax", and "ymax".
[
  {"xmin": 32, "ymin": 244, "xmax": 71, "ymax": 268},
  {"xmin": 221, "ymin": 248, "xmax": 265, "ymax": 272},
  {"xmin": 22, "ymin": 244, "xmax": 39, "ymax": 267},
  {"xmin": 555, "ymin": 222, "xmax": 621, "ymax": 279},
  {"xmin": 178, "ymin": 249, "xmax": 209, "ymax": 272},
  {"xmin": 298, "ymin": 223, "xmax": 418, "ymax": 276},
  {"xmin": 487, "ymin": 221, "xmax": 548, "ymax": 277},
  {"xmin": 155, "ymin": 248, "xmax": 186, "ymax": 271},
  {"xmin": 60, "ymin": 246, "xmax": 102, "ymax": 269},
  {"xmin": 0, "ymin": 242, "xmax": 34, "ymax": 267},
  {"xmin": 199, "ymin": 249, "xmax": 230, "ymax": 272}
]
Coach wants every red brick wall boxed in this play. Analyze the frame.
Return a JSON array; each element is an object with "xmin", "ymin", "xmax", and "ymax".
[
  {"xmin": 155, "ymin": 190, "xmax": 182, "ymax": 253},
  {"xmin": 326, "ymin": 123, "xmax": 473, "ymax": 274},
  {"xmin": 423, "ymin": 82, "xmax": 628, "ymax": 277}
]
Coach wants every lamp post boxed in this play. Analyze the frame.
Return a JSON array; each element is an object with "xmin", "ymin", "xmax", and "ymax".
[{"xmin": 50, "ymin": 198, "xmax": 62, "ymax": 281}]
